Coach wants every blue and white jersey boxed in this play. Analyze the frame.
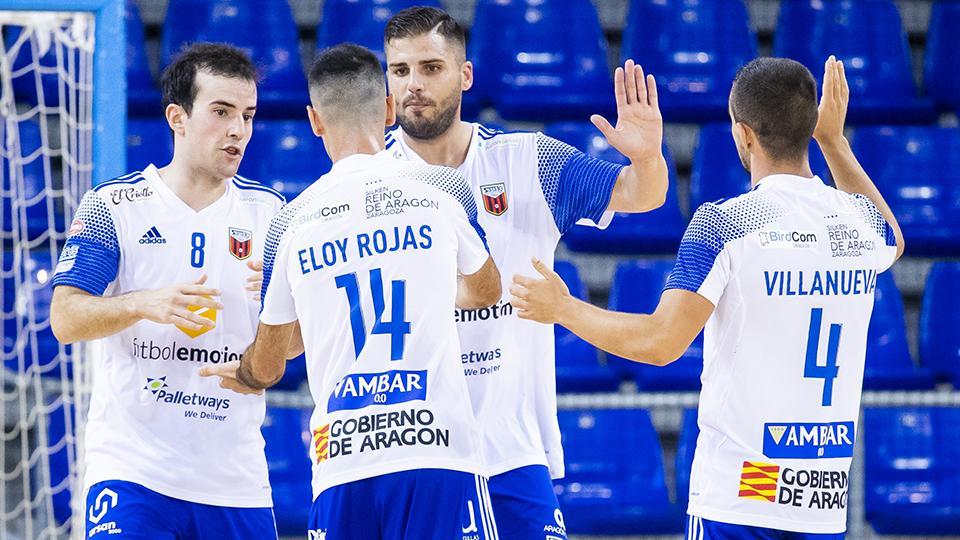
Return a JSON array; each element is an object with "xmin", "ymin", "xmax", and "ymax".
[
  {"xmin": 666, "ymin": 175, "xmax": 898, "ymax": 533},
  {"xmin": 259, "ymin": 151, "xmax": 492, "ymax": 497},
  {"xmin": 52, "ymin": 164, "xmax": 283, "ymax": 508},
  {"xmin": 387, "ymin": 123, "xmax": 624, "ymax": 478}
]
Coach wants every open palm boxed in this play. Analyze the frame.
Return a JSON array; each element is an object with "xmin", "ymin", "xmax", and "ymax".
[{"xmin": 591, "ymin": 59, "xmax": 664, "ymax": 163}]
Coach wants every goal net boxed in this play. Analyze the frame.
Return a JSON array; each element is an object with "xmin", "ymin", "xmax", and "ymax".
[{"xmin": 0, "ymin": 4, "xmax": 122, "ymax": 538}]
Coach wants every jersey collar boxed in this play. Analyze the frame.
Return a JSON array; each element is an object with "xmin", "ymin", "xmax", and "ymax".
[
  {"xmin": 753, "ymin": 174, "xmax": 825, "ymax": 192},
  {"xmin": 141, "ymin": 163, "xmax": 234, "ymax": 217},
  {"xmin": 393, "ymin": 123, "xmax": 482, "ymax": 174}
]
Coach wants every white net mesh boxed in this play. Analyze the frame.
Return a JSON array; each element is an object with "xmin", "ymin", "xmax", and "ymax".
[{"xmin": 0, "ymin": 11, "xmax": 95, "ymax": 540}]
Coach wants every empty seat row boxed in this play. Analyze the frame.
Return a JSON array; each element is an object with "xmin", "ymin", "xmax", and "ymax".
[{"xmin": 11, "ymin": 0, "xmax": 959, "ymax": 122}]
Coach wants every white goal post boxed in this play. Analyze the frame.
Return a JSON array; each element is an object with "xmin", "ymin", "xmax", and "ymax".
[{"xmin": 0, "ymin": 1, "xmax": 124, "ymax": 539}]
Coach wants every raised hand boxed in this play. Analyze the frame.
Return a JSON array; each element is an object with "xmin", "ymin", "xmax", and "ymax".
[
  {"xmin": 813, "ymin": 55, "xmax": 850, "ymax": 145},
  {"xmin": 130, "ymin": 274, "xmax": 222, "ymax": 332},
  {"xmin": 591, "ymin": 59, "xmax": 664, "ymax": 164},
  {"xmin": 509, "ymin": 258, "xmax": 573, "ymax": 325}
]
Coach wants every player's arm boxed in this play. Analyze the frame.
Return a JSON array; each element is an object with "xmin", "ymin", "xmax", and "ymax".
[
  {"xmin": 457, "ymin": 257, "xmax": 501, "ymax": 309},
  {"xmin": 510, "ymin": 259, "xmax": 712, "ymax": 365},
  {"xmin": 592, "ymin": 59, "xmax": 668, "ymax": 213},
  {"xmin": 814, "ymin": 56, "xmax": 905, "ymax": 261},
  {"xmin": 199, "ymin": 321, "xmax": 296, "ymax": 395},
  {"xmin": 51, "ymin": 277, "xmax": 222, "ymax": 344}
]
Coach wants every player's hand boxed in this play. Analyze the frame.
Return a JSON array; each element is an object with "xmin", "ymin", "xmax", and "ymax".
[
  {"xmin": 245, "ymin": 259, "xmax": 263, "ymax": 302},
  {"xmin": 199, "ymin": 361, "xmax": 264, "ymax": 396},
  {"xmin": 813, "ymin": 55, "xmax": 849, "ymax": 145},
  {"xmin": 591, "ymin": 59, "xmax": 663, "ymax": 164},
  {"xmin": 130, "ymin": 275, "xmax": 223, "ymax": 332},
  {"xmin": 509, "ymin": 258, "xmax": 572, "ymax": 324}
]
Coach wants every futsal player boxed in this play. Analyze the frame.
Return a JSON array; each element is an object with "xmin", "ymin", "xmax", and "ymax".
[
  {"xmin": 510, "ymin": 56, "xmax": 902, "ymax": 539},
  {"xmin": 382, "ymin": 8, "xmax": 669, "ymax": 537},
  {"xmin": 201, "ymin": 43, "xmax": 503, "ymax": 540},
  {"xmin": 50, "ymin": 44, "xmax": 285, "ymax": 539}
]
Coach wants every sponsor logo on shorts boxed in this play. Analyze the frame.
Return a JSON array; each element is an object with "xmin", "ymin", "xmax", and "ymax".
[
  {"xmin": 88, "ymin": 488, "xmax": 123, "ymax": 535},
  {"xmin": 307, "ymin": 530, "xmax": 326, "ymax": 540},
  {"xmin": 543, "ymin": 508, "xmax": 567, "ymax": 539},
  {"xmin": 763, "ymin": 421, "xmax": 855, "ymax": 458}
]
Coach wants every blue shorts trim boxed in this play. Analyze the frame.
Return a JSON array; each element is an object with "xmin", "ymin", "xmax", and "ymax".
[
  {"xmin": 85, "ymin": 480, "xmax": 276, "ymax": 540},
  {"xmin": 686, "ymin": 515, "xmax": 845, "ymax": 540},
  {"xmin": 309, "ymin": 468, "xmax": 497, "ymax": 540},
  {"xmin": 488, "ymin": 465, "xmax": 567, "ymax": 540}
]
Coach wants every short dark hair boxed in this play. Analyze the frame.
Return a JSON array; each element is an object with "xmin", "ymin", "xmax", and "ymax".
[
  {"xmin": 384, "ymin": 6, "xmax": 467, "ymax": 58},
  {"xmin": 309, "ymin": 43, "xmax": 385, "ymax": 122},
  {"xmin": 160, "ymin": 43, "xmax": 258, "ymax": 115},
  {"xmin": 730, "ymin": 57, "xmax": 818, "ymax": 162}
]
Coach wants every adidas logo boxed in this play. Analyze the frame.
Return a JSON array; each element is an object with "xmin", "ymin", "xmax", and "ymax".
[{"xmin": 139, "ymin": 226, "xmax": 167, "ymax": 245}]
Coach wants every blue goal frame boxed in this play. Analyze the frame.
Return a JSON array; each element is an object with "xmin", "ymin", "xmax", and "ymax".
[{"xmin": 1, "ymin": 0, "xmax": 126, "ymax": 183}]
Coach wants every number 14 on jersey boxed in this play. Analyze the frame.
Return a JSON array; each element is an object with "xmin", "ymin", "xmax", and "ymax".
[{"xmin": 336, "ymin": 268, "xmax": 411, "ymax": 361}]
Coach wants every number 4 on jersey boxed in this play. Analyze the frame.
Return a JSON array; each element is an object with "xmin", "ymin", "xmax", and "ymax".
[
  {"xmin": 803, "ymin": 307, "xmax": 842, "ymax": 407},
  {"xmin": 335, "ymin": 269, "xmax": 411, "ymax": 361}
]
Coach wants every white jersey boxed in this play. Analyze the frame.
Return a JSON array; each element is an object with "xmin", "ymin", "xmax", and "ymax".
[
  {"xmin": 387, "ymin": 124, "xmax": 623, "ymax": 478},
  {"xmin": 259, "ymin": 152, "xmax": 491, "ymax": 497},
  {"xmin": 52, "ymin": 164, "xmax": 283, "ymax": 507},
  {"xmin": 666, "ymin": 175, "xmax": 899, "ymax": 533}
]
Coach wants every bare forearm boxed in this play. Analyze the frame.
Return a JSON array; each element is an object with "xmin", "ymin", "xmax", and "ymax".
[
  {"xmin": 609, "ymin": 156, "xmax": 669, "ymax": 212},
  {"xmin": 555, "ymin": 296, "xmax": 674, "ymax": 365},
  {"xmin": 50, "ymin": 289, "xmax": 141, "ymax": 344},
  {"xmin": 456, "ymin": 258, "xmax": 501, "ymax": 309},
  {"xmin": 237, "ymin": 322, "xmax": 295, "ymax": 389},
  {"xmin": 818, "ymin": 135, "xmax": 905, "ymax": 257}
]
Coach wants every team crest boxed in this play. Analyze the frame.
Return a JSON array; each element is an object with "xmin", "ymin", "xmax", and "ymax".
[
  {"xmin": 228, "ymin": 227, "xmax": 253, "ymax": 260},
  {"xmin": 480, "ymin": 183, "xmax": 508, "ymax": 216}
]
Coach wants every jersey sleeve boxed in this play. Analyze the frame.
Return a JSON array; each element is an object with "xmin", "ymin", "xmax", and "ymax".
[
  {"xmin": 259, "ymin": 210, "xmax": 298, "ymax": 325},
  {"xmin": 535, "ymin": 133, "xmax": 624, "ymax": 234},
  {"xmin": 413, "ymin": 165, "xmax": 491, "ymax": 274},
  {"xmin": 665, "ymin": 203, "xmax": 740, "ymax": 306},
  {"xmin": 51, "ymin": 190, "xmax": 120, "ymax": 296},
  {"xmin": 850, "ymin": 193, "xmax": 898, "ymax": 272}
]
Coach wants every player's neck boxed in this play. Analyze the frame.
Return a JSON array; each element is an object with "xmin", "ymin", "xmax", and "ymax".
[
  {"xmin": 749, "ymin": 159, "xmax": 814, "ymax": 188},
  {"xmin": 324, "ymin": 129, "xmax": 385, "ymax": 164},
  {"xmin": 156, "ymin": 160, "xmax": 228, "ymax": 212},
  {"xmin": 401, "ymin": 121, "xmax": 473, "ymax": 169}
]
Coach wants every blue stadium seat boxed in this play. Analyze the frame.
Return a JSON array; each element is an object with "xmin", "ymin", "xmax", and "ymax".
[
  {"xmin": 126, "ymin": 0, "xmax": 161, "ymax": 116},
  {"xmin": 675, "ymin": 408, "xmax": 699, "ymax": 507},
  {"xmin": 773, "ymin": 0, "xmax": 935, "ymax": 124},
  {"xmin": 161, "ymin": 0, "xmax": 308, "ymax": 116},
  {"xmin": 553, "ymin": 260, "xmax": 620, "ymax": 393},
  {"xmin": 557, "ymin": 135, "xmax": 686, "ymax": 254},
  {"xmin": 852, "ymin": 126, "xmax": 960, "ymax": 255},
  {"xmin": 924, "ymin": 1, "xmax": 960, "ymax": 114},
  {"xmin": 127, "ymin": 119, "xmax": 174, "ymax": 171},
  {"xmin": 606, "ymin": 260, "xmax": 703, "ymax": 390},
  {"xmin": 317, "ymin": 0, "xmax": 441, "ymax": 65},
  {"xmin": 920, "ymin": 262, "xmax": 960, "ymax": 385},
  {"xmin": 469, "ymin": 0, "xmax": 614, "ymax": 121},
  {"xmin": 690, "ymin": 123, "xmax": 831, "ymax": 211},
  {"xmin": 262, "ymin": 406, "xmax": 313, "ymax": 536},
  {"xmin": 864, "ymin": 272, "xmax": 934, "ymax": 389},
  {"xmin": 3, "ymin": 250, "xmax": 66, "ymax": 379},
  {"xmin": 238, "ymin": 120, "xmax": 331, "ymax": 201},
  {"xmin": 620, "ymin": 0, "xmax": 756, "ymax": 122},
  {"xmin": 556, "ymin": 409, "xmax": 684, "ymax": 534},
  {"xmin": 864, "ymin": 407, "xmax": 960, "ymax": 535}
]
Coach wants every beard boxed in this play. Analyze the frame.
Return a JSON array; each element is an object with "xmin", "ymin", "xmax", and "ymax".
[{"xmin": 397, "ymin": 90, "xmax": 461, "ymax": 141}]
